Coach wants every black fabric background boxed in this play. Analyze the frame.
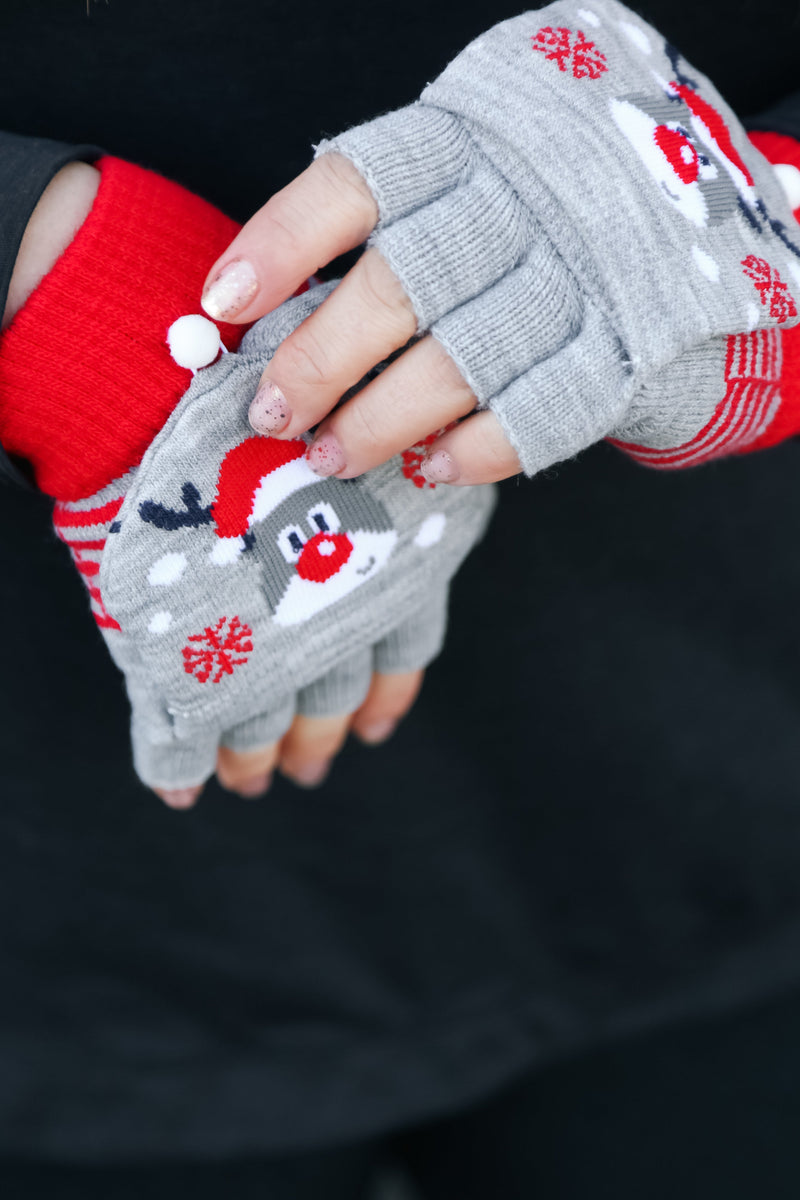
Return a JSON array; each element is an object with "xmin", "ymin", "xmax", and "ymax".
[{"xmin": 2, "ymin": 0, "xmax": 800, "ymax": 1164}]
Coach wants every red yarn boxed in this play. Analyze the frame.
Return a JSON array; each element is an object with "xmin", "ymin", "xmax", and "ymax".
[
  {"xmin": 296, "ymin": 531, "xmax": 354, "ymax": 582},
  {"xmin": 211, "ymin": 437, "xmax": 307, "ymax": 539},
  {"xmin": 748, "ymin": 131, "xmax": 800, "ymax": 189},
  {"xmin": 744, "ymin": 132, "xmax": 800, "ymax": 452},
  {"xmin": 742, "ymin": 316, "xmax": 800, "ymax": 453},
  {"xmin": 675, "ymin": 84, "xmax": 754, "ymax": 187},
  {"xmin": 182, "ymin": 616, "xmax": 253, "ymax": 684},
  {"xmin": 0, "ymin": 156, "xmax": 246, "ymax": 500}
]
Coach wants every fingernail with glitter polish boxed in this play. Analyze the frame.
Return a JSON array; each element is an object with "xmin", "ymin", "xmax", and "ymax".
[
  {"xmin": 201, "ymin": 259, "xmax": 258, "ymax": 320},
  {"xmin": 420, "ymin": 450, "xmax": 459, "ymax": 484},
  {"xmin": 307, "ymin": 434, "xmax": 346, "ymax": 477},
  {"xmin": 249, "ymin": 380, "xmax": 292, "ymax": 435}
]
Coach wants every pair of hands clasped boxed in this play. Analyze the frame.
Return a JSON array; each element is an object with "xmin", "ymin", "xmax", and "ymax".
[
  {"xmin": 179, "ymin": 0, "xmax": 800, "ymax": 806},
  {"xmin": 205, "ymin": 0, "xmax": 800, "ymax": 487},
  {"xmin": 202, "ymin": 151, "xmax": 520, "ymax": 488}
]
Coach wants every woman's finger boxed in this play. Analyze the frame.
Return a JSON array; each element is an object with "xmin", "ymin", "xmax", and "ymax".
[
  {"xmin": 418, "ymin": 408, "xmax": 523, "ymax": 485},
  {"xmin": 278, "ymin": 712, "xmax": 352, "ymax": 789},
  {"xmin": 201, "ymin": 154, "xmax": 377, "ymax": 324},
  {"xmin": 249, "ymin": 247, "xmax": 417, "ymax": 438},
  {"xmin": 216, "ymin": 742, "xmax": 281, "ymax": 798},
  {"xmin": 351, "ymin": 670, "xmax": 424, "ymax": 745},
  {"xmin": 153, "ymin": 785, "xmax": 204, "ymax": 811},
  {"xmin": 303, "ymin": 334, "xmax": 478, "ymax": 480},
  {"xmin": 159, "ymin": 671, "xmax": 426, "ymax": 804}
]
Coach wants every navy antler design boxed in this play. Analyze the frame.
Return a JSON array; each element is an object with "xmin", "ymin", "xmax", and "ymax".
[
  {"xmin": 139, "ymin": 482, "xmax": 213, "ymax": 531},
  {"xmin": 664, "ymin": 43, "xmax": 697, "ymax": 91}
]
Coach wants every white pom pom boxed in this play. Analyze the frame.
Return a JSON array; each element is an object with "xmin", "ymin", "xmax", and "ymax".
[
  {"xmin": 167, "ymin": 314, "xmax": 222, "ymax": 370},
  {"xmin": 773, "ymin": 163, "xmax": 800, "ymax": 212}
]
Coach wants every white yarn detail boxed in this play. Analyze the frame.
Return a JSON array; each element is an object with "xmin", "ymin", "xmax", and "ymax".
[
  {"xmin": 147, "ymin": 552, "xmax": 188, "ymax": 586},
  {"xmin": 691, "ymin": 245, "xmax": 720, "ymax": 282},
  {"xmin": 619, "ymin": 21, "xmax": 651, "ymax": 53},
  {"xmin": 148, "ymin": 611, "xmax": 173, "ymax": 635},
  {"xmin": 414, "ymin": 513, "xmax": 447, "ymax": 548}
]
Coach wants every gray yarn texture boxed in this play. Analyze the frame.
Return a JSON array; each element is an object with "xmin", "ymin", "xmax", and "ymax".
[
  {"xmin": 92, "ymin": 285, "xmax": 494, "ymax": 789},
  {"xmin": 316, "ymin": 0, "xmax": 800, "ymax": 474}
]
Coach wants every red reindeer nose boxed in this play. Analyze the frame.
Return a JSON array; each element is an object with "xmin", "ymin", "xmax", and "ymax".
[{"xmin": 296, "ymin": 531, "xmax": 354, "ymax": 582}]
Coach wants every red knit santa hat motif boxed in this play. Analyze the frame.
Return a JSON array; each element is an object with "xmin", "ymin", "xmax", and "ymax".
[{"xmin": 211, "ymin": 436, "xmax": 320, "ymax": 541}]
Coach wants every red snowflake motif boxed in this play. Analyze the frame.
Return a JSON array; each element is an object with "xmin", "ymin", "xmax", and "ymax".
[
  {"xmin": 401, "ymin": 424, "xmax": 458, "ymax": 489},
  {"xmin": 530, "ymin": 27, "xmax": 608, "ymax": 80},
  {"xmin": 182, "ymin": 615, "xmax": 253, "ymax": 684},
  {"xmin": 741, "ymin": 255, "xmax": 798, "ymax": 323}
]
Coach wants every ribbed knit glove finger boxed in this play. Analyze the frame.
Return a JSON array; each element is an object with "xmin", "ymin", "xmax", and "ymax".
[
  {"xmin": 213, "ymin": 588, "xmax": 447, "ymax": 755},
  {"xmin": 98, "ymin": 285, "xmax": 493, "ymax": 789},
  {"xmin": 315, "ymin": 0, "xmax": 800, "ymax": 474}
]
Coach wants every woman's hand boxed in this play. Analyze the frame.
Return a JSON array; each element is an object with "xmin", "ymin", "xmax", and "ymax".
[
  {"xmin": 156, "ymin": 668, "xmax": 424, "ymax": 809},
  {"xmin": 2, "ymin": 163, "xmax": 431, "ymax": 813},
  {"xmin": 201, "ymin": 154, "xmax": 523, "ymax": 488},
  {"xmin": 204, "ymin": 0, "xmax": 800, "ymax": 493}
]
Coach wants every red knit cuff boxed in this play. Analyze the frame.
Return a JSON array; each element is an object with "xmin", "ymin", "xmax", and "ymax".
[
  {"xmin": 743, "ymin": 132, "xmax": 800, "ymax": 452},
  {"xmin": 748, "ymin": 130, "xmax": 800, "ymax": 185},
  {"xmin": 0, "ymin": 156, "xmax": 247, "ymax": 500}
]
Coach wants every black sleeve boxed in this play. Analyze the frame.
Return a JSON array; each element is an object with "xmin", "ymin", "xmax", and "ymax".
[{"xmin": 0, "ymin": 131, "xmax": 100, "ymax": 489}]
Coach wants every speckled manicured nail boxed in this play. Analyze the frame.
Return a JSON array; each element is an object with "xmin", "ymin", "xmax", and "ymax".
[
  {"xmin": 235, "ymin": 772, "xmax": 273, "ymax": 799},
  {"xmin": 307, "ymin": 434, "xmax": 346, "ymax": 477},
  {"xmin": 420, "ymin": 450, "xmax": 459, "ymax": 484},
  {"xmin": 290, "ymin": 760, "xmax": 331, "ymax": 788},
  {"xmin": 249, "ymin": 380, "xmax": 291, "ymax": 435},
  {"xmin": 201, "ymin": 259, "xmax": 258, "ymax": 320},
  {"xmin": 358, "ymin": 719, "xmax": 397, "ymax": 745}
]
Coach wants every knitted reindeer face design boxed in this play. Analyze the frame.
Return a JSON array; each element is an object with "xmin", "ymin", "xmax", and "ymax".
[
  {"xmin": 140, "ymin": 436, "xmax": 398, "ymax": 627},
  {"xmin": 92, "ymin": 286, "xmax": 495, "ymax": 789},
  {"xmin": 610, "ymin": 89, "xmax": 745, "ymax": 228}
]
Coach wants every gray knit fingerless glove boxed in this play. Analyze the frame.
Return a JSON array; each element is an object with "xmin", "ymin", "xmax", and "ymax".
[
  {"xmin": 84, "ymin": 286, "xmax": 494, "ymax": 789},
  {"xmin": 316, "ymin": 0, "xmax": 800, "ymax": 472}
]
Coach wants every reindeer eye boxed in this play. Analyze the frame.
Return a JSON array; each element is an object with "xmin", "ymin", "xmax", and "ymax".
[
  {"xmin": 307, "ymin": 501, "xmax": 340, "ymax": 535},
  {"xmin": 277, "ymin": 524, "xmax": 307, "ymax": 564}
]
